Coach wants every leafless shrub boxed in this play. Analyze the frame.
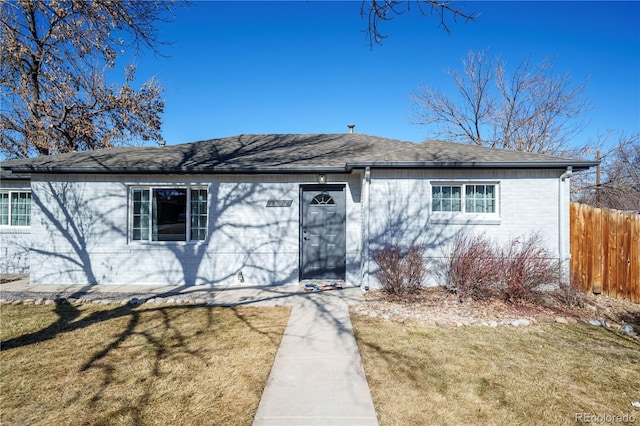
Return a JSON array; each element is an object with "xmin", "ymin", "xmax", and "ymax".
[
  {"xmin": 442, "ymin": 231, "xmax": 562, "ymax": 303},
  {"xmin": 373, "ymin": 244, "xmax": 426, "ymax": 299},
  {"xmin": 443, "ymin": 232, "xmax": 497, "ymax": 302},
  {"xmin": 497, "ymin": 232, "xmax": 561, "ymax": 303},
  {"xmin": 553, "ymin": 273, "xmax": 585, "ymax": 308}
]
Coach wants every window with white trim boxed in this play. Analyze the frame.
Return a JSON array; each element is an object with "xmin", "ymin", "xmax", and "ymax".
[
  {"xmin": 131, "ymin": 187, "xmax": 208, "ymax": 242},
  {"xmin": 432, "ymin": 183, "xmax": 497, "ymax": 214},
  {"xmin": 0, "ymin": 191, "xmax": 31, "ymax": 226}
]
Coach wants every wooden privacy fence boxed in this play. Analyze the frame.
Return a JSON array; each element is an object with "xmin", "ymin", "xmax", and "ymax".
[{"xmin": 570, "ymin": 202, "xmax": 639, "ymax": 303}]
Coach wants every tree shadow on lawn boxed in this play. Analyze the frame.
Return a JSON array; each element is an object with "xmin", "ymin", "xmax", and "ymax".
[
  {"xmin": 1, "ymin": 301, "xmax": 290, "ymax": 425},
  {"xmin": 351, "ymin": 316, "xmax": 640, "ymax": 425}
]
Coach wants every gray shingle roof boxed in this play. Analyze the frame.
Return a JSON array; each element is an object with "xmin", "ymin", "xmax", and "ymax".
[{"xmin": 1, "ymin": 134, "xmax": 597, "ymax": 176}]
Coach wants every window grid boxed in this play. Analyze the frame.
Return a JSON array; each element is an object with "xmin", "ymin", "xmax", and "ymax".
[
  {"xmin": 190, "ymin": 189, "xmax": 208, "ymax": 241},
  {"xmin": 432, "ymin": 184, "xmax": 496, "ymax": 214},
  {"xmin": 0, "ymin": 191, "xmax": 31, "ymax": 226},
  {"xmin": 311, "ymin": 193, "xmax": 335, "ymax": 205},
  {"xmin": 465, "ymin": 185, "xmax": 496, "ymax": 213},
  {"xmin": 132, "ymin": 189, "xmax": 150, "ymax": 241},
  {"xmin": 432, "ymin": 185, "xmax": 462, "ymax": 212},
  {"xmin": 0, "ymin": 193, "xmax": 8, "ymax": 225}
]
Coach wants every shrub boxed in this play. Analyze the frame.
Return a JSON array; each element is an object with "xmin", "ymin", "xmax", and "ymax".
[
  {"xmin": 497, "ymin": 232, "xmax": 561, "ymax": 302},
  {"xmin": 553, "ymin": 272, "xmax": 584, "ymax": 307},
  {"xmin": 443, "ymin": 232, "xmax": 497, "ymax": 302},
  {"xmin": 373, "ymin": 244, "xmax": 426, "ymax": 299},
  {"xmin": 442, "ymin": 231, "xmax": 562, "ymax": 303}
]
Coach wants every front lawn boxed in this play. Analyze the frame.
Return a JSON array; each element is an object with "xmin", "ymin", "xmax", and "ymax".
[
  {"xmin": 1, "ymin": 303, "xmax": 290, "ymax": 426},
  {"xmin": 352, "ymin": 316, "xmax": 640, "ymax": 425}
]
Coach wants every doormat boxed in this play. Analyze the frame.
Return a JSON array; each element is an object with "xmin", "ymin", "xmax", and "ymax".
[{"xmin": 304, "ymin": 283, "xmax": 344, "ymax": 292}]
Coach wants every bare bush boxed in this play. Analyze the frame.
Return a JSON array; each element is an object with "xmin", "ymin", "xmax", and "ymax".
[
  {"xmin": 497, "ymin": 233, "xmax": 561, "ymax": 302},
  {"xmin": 442, "ymin": 231, "xmax": 562, "ymax": 303},
  {"xmin": 443, "ymin": 232, "xmax": 497, "ymax": 302},
  {"xmin": 554, "ymin": 282, "xmax": 585, "ymax": 308},
  {"xmin": 373, "ymin": 244, "xmax": 426, "ymax": 299}
]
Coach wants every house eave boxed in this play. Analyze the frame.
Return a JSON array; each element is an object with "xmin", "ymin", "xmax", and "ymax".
[{"xmin": 5, "ymin": 160, "xmax": 599, "ymax": 175}]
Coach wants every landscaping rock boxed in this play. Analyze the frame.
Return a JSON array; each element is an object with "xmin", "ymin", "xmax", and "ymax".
[
  {"xmin": 588, "ymin": 319, "xmax": 605, "ymax": 327},
  {"xmin": 620, "ymin": 325, "xmax": 637, "ymax": 336},
  {"xmin": 435, "ymin": 320, "xmax": 450, "ymax": 328},
  {"xmin": 512, "ymin": 319, "xmax": 530, "ymax": 327},
  {"xmin": 555, "ymin": 317, "xmax": 569, "ymax": 324}
]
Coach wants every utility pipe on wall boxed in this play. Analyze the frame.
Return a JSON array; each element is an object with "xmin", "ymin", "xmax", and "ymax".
[
  {"xmin": 558, "ymin": 166, "xmax": 573, "ymax": 284},
  {"xmin": 362, "ymin": 167, "xmax": 371, "ymax": 290}
]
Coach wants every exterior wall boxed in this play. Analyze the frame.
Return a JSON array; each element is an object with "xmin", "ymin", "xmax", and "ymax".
[
  {"xmin": 28, "ymin": 173, "xmax": 362, "ymax": 286},
  {"xmin": 16, "ymin": 167, "xmax": 571, "ymax": 288},
  {"xmin": 0, "ymin": 179, "xmax": 31, "ymax": 274},
  {"xmin": 363, "ymin": 168, "xmax": 567, "ymax": 288}
]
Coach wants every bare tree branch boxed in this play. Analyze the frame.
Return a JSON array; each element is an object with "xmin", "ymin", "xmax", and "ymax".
[
  {"xmin": 412, "ymin": 50, "xmax": 591, "ymax": 154},
  {"xmin": 572, "ymin": 132, "xmax": 640, "ymax": 212},
  {"xmin": 361, "ymin": 0, "xmax": 477, "ymax": 47},
  {"xmin": 0, "ymin": 0, "xmax": 184, "ymax": 159}
]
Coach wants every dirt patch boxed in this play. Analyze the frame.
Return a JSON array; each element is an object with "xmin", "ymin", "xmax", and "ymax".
[{"xmin": 354, "ymin": 286, "xmax": 640, "ymax": 328}]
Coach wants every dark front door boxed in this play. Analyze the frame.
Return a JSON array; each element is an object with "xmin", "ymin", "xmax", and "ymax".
[{"xmin": 300, "ymin": 186, "xmax": 346, "ymax": 280}]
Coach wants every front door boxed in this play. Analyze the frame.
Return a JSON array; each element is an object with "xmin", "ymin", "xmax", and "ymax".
[{"xmin": 300, "ymin": 186, "xmax": 346, "ymax": 280}]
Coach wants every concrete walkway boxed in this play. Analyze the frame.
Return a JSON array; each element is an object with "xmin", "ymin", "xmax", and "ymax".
[
  {"xmin": 0, "ymin": 276, "xmax": 379, "ymax": 425},
  {"xmin": 253, "ymin": 290, "xmax": 378, "ymax": 426}
]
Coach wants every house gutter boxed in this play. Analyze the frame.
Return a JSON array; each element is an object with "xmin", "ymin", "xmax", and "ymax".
[
  {"xmin": 345, "ymin": 160, "xmax": 598, "ymax": 172},
  {"xmin": 362, "ymin": 167, "xmax": 371, "ymax": 291},
  {"xmin": 5, "ymin": 166, "xmax": 350, "ymax": 175},
  {"xmin": 558, "ymin": 166, "xmax": 573, "ymax": 284}
]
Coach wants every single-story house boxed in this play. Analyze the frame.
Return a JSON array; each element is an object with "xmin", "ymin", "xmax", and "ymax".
[{"xmin": 0, "ymin": 133, "xmax": 597, "ymax": 288}]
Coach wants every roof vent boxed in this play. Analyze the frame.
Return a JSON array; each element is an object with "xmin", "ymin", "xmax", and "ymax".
[{"xmin": 347, "ymin": 123, "xmax": 355, "ymax": 134}]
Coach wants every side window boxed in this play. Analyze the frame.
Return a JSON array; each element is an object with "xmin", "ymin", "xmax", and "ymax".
[
  {"xmin": 432, "ymin": 183, "xmax": 497, "ymax": 214},
  {"xmin": 190, "ymin": 189, "xmax": 208, "ymax": 241},
  {"xmin": 465, "ymin": 184, "xmax": 496, "ymax": 213},
  {"xmin": 431, "ymin": 185, "xmax": 461, "ymax": 212},
  {"xmin": 0, "ymin": 191, "xmax": 31, "ymax": 226}
]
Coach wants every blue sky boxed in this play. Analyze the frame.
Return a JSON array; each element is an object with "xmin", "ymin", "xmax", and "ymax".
[{"xmin": 128, "ymin": 1, "xmax": 640, "ymax": 151}]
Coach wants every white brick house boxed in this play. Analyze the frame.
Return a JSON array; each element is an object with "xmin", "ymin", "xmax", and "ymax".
[{"xmin": 0, "ymin": 134, "xmax": 596, "ymax": 288}]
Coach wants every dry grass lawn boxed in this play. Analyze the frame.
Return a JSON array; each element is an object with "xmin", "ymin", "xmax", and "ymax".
[
  {"xmin": 1, "ymin": 303, "xmax": 290, "ymax": 426},
  {"xmin": 352, "ymin": 316, "xmax": 640, "ymax": 426}
]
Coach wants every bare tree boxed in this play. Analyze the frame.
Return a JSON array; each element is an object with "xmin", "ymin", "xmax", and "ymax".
[
  {"xmin": 360, "ymin": 0, "xmax": 477, "ymax": 47},
  {"xmin": 573, "ymin": 132, "xmax": 640, "ymax": 212},
  {"xmin": 0, "ymin": 0, "xmax": 179, "ymax": 159},
  {"xmin": 412, "ymin": 50, "xmax": 590, "ymax": 154}
]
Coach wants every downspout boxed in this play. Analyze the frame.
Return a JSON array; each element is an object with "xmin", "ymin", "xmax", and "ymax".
[
  {"xmin": 362, "ymin": 167, "xmax": 371, "ymax": 291},
  {"xmin": 558, "ymin": 166, "xmax": 573, "ymax": 285}
]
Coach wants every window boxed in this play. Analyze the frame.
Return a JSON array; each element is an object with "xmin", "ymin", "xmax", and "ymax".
[
  {"xmin": 432, "ymin": 183, "xmax": 497, "ymax": 214},
  {"xmin": 465, "ymin": 184, "xmax": 495, "ymax": 213},
  {"xmin": 311, "ymin": 193, "xmax": 335, "ymax": 205},
  {"xmin": 0, "ymin": 191, "xmax": 31, "ymax": 226},
  {"xmin": 131, "ymin": 187, "xmax": 207, "ymax": 242},
  {"xmin": 431, "ymin": 185, "xmax": 461, "ymax": 212}
]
